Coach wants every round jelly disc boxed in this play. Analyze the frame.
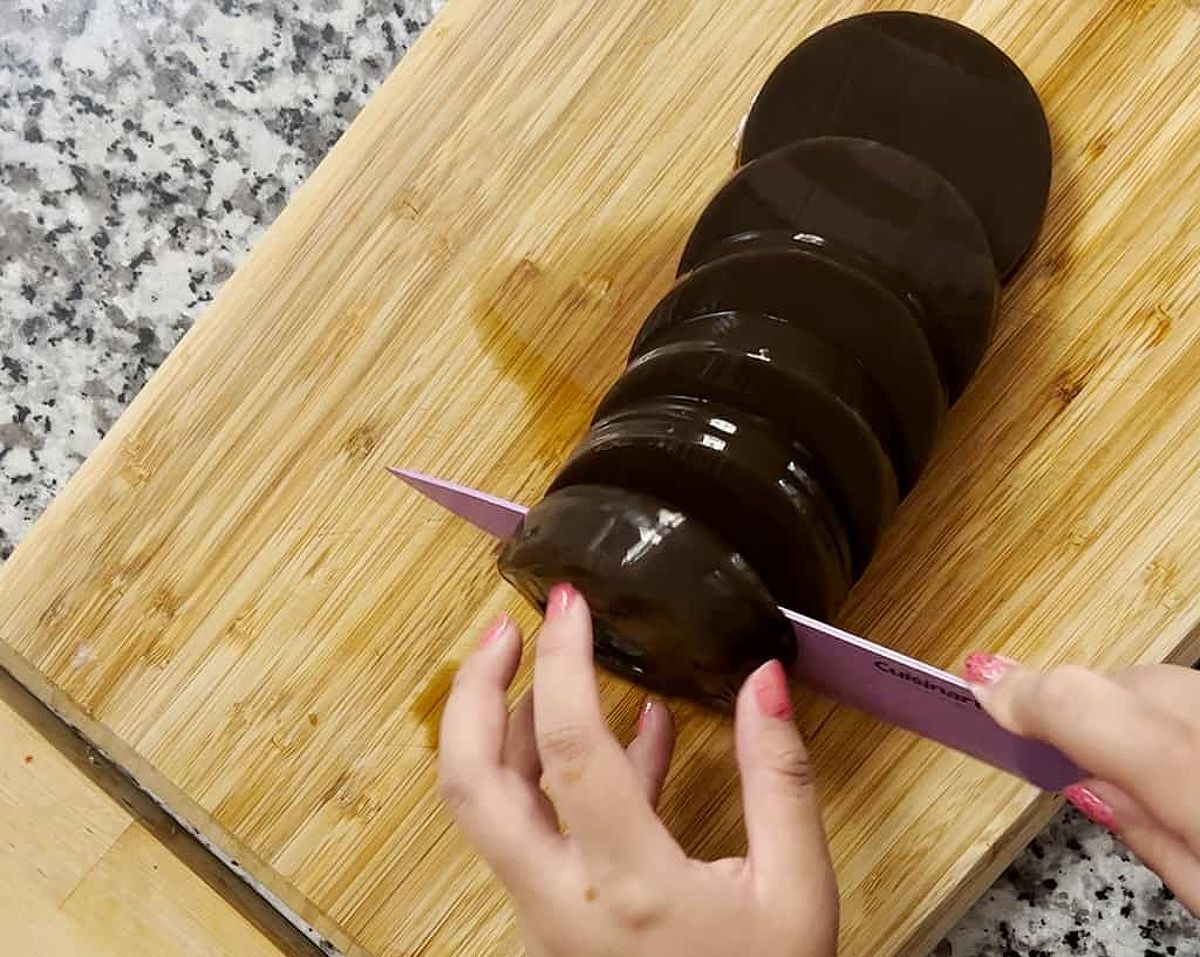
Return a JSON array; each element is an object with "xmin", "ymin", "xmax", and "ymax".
[
  {"xmin": 498, "ymin": 484, "xmax": 793, "ymax": 708},
  {"xmin": 679, "ymin": 137, "xmax": 999, "ymax": 400},
  {"xmin": 594, "ymin": 310, "xmax": 898, "ymax": 573},
  {"xmin": 738, "ymin": 12, "xmax": 1051, "ymax": 277},
  {"xmin": 550, "ymin": 395, "xmax": 851, "ymax": 618},
  {"xmin": 632, "ymin": 246, "xmax": 944, "ymax": 491}
]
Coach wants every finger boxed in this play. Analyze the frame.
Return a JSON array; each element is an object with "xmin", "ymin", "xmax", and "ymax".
[
  {"xmin": 625, "ymin": 698, "xmax": 676, "ymax": 808},
  {"xmin": 1113, "ymin": 664, "xmax": 1200, "ymax": 725},
  {"xmin": 439, "ymin": 614, "xmax": 563, "ymax": 887},
  {"xmin": 968, "ymin": 657, "xmax": 1200, "ymax": 848},
  {"xmin": 736, "ymin": 660, "xmax": 837, "ymax": 916},
  {"xmin": 1066, "ymin": 778, "xmax": 1200, "ymax": 914},
  {"xmin": 502, "ymin": 691, "xmax": 564, "ymax": 832},
  {"xmin": 440, "ymin": 614, "xmax": 522, "ymax": 772},
  {"xmin": 503, "ymin": 690, "xmax": 541, "ymax": 782},
  {"xmin": 533, "ymin": 583, "xmax": 679, "ymax": 868},
  {"xmin": 1118, "ymin": 812, "xmax": 1200, "ymax": 915}
]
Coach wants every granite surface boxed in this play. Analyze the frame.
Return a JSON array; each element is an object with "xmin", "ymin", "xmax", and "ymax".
[{"xmin": 0, "ymin": 2, "xmax": 1196, "ymax": 955}]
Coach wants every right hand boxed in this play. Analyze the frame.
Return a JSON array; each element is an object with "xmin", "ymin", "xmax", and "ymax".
[{"xmin": 965, "ymin": 653, "xmax": 1200, "ymax": 914}]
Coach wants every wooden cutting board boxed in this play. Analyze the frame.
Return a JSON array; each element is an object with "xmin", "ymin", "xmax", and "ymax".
[
  {"xmin": 0, "ymin": 672, "xmax": 289, "ymax": 957},
  {"xmin": 1, "ymin": 2, "xmax": 1198, "ymax": 955}
]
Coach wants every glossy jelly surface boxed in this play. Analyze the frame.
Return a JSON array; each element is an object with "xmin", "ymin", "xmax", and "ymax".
[
  {"xmin": 552, "ymin": 395, "xmax": 851, "ymax": 617},
  {"xmin": 633, "ymin": 246, "xmax": 945, "ymax": 490},
  {"xmin": 496, "ymin": 12, "xmax": 1048, "ymax": 707},
  {"xmin": 738, "ymin": 12, "xmax": 1051, "ymax": 277},
  {"xmin": 680, "ymin": 137, "xmax": 998, "ymax": 400},
  {"xmin": 595, "ymin": 310, "xmax": 897, "ymax": 571},
  {"xmin": 498, "ymin": 484, "xmax": 794, "ymax": 708}
]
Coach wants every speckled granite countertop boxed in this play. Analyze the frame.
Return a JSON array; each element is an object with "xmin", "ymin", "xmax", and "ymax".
[{"xmin": 0, "ymin": 2, "xmax": 1196, "ymax": 955}]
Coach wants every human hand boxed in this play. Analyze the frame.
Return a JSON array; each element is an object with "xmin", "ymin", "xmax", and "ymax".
[
  {"xmin": 964, "ymin": 653, "xmax": 1200, "ymax": 914},
  {"xmin": 438, "ymin": 582, "xmax": 839, "ymax": 957}
]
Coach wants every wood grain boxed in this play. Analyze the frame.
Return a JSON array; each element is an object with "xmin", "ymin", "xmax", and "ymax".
[
  {"xmin": 1, "ymin": 1, "xmax": 1198, "ymax": 955},
  {"xmin": 0, "ymin": 690, "xmax": 285, "ymax": 957}
]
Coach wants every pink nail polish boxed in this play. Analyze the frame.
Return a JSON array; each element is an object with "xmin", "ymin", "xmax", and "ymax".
[
  {"xmin": 754, "ymin": 660, "xmax": 793, "ymax": 719},
  {"xmin": 479, "ymin": 613, "xmax": 509, "ymax": 648},
  {"xmin": 545, "ymin": 582, "xmax": 575, "ymax": 621},
  {"xmin": 1064, "ymin": 784, "xmax": 1118, "ymax": 832},
  {"xmin": 964, "ymin": 651, "xmax": 1014, "ymax": 686},
  {"xmin": 637, "ymin": 698, "xmax": 654, "ymax": 735}
]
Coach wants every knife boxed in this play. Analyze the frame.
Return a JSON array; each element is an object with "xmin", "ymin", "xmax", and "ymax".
[{"xmin": 390, "ymin": 466, "xmax": 1083, "ymax": 791}]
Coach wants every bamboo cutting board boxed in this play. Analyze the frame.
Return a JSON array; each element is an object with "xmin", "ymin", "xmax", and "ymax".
[
  {"xmin": 0, "ymin": 675, "xmax": 288, "ymax": 957},
  {"xmin": 1, "ymin": 1, "xmax": 1198, "ymax": 955}
]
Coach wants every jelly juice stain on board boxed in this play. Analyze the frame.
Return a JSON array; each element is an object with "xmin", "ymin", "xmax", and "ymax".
[
  {"xmin": 409, "ymin": 660, "xmax": 461, "ymax": 748},
  {"xmin": 469, "ymin": 216, "xmax": 689, "ymax": 474}
]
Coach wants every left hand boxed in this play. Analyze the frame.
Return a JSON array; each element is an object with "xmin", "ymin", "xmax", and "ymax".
[{"xmin": 437, "ymin": 582, "xmax": 839, "ymax": 957}]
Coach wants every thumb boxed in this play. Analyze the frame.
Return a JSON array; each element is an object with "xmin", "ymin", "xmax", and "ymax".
[{"xmin": 735, "ymin": 660, "xmax": 836, "ymax": 903}]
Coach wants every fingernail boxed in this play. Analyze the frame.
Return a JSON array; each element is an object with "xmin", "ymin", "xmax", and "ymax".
[
  {"xmin": 964, "ymin": 651, "xmax": 1017, "ymax": 686},
  {"xmin": 754, "ymin": 660, "xmax": 793, "ymax": 720},
  {"xmin": 1064, "ymin": 784, "xmax": 1118, "ymax": 832},
  {"xmin": 545, "ymin": 582, "xmax": 576, "ymax": 622},
  {"xmin": 479, "ymin": 613, "xmax": 509, "ymax": 648},
  {"xmin": 637, "ymin": 698, "xmax": 655, "ymax": 735}
]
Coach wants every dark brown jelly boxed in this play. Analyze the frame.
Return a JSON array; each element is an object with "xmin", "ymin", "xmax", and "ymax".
[
  {"xmin": 593, "ymin": 310, "xmax": 898, "ymax": 572},
  {"xmin": 497, "ymin": 485, "xmax": 794, "ymax": 708},
  {"xmin": 737, "ymin": 11, "xmax": 1051, "ymax": 278},
  {"xmin": 632, "ymin": 245, "xmax": 945, "ymax": 491},
  {"xmin": 678, "ymin": 137, "xmax": 999, "ymax": 401},
  {"xmin": 493, "ymin": 12, "xmax": 1049, "ymax": 707},
  {"xmin": 550, "ymin": 395, "xmax": 851, "ymax": 618}
]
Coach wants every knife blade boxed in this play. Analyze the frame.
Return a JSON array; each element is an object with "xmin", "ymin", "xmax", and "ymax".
[{"xmin": 390, "ymin": 466, "xmax": 1082, "ymax": 791}]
